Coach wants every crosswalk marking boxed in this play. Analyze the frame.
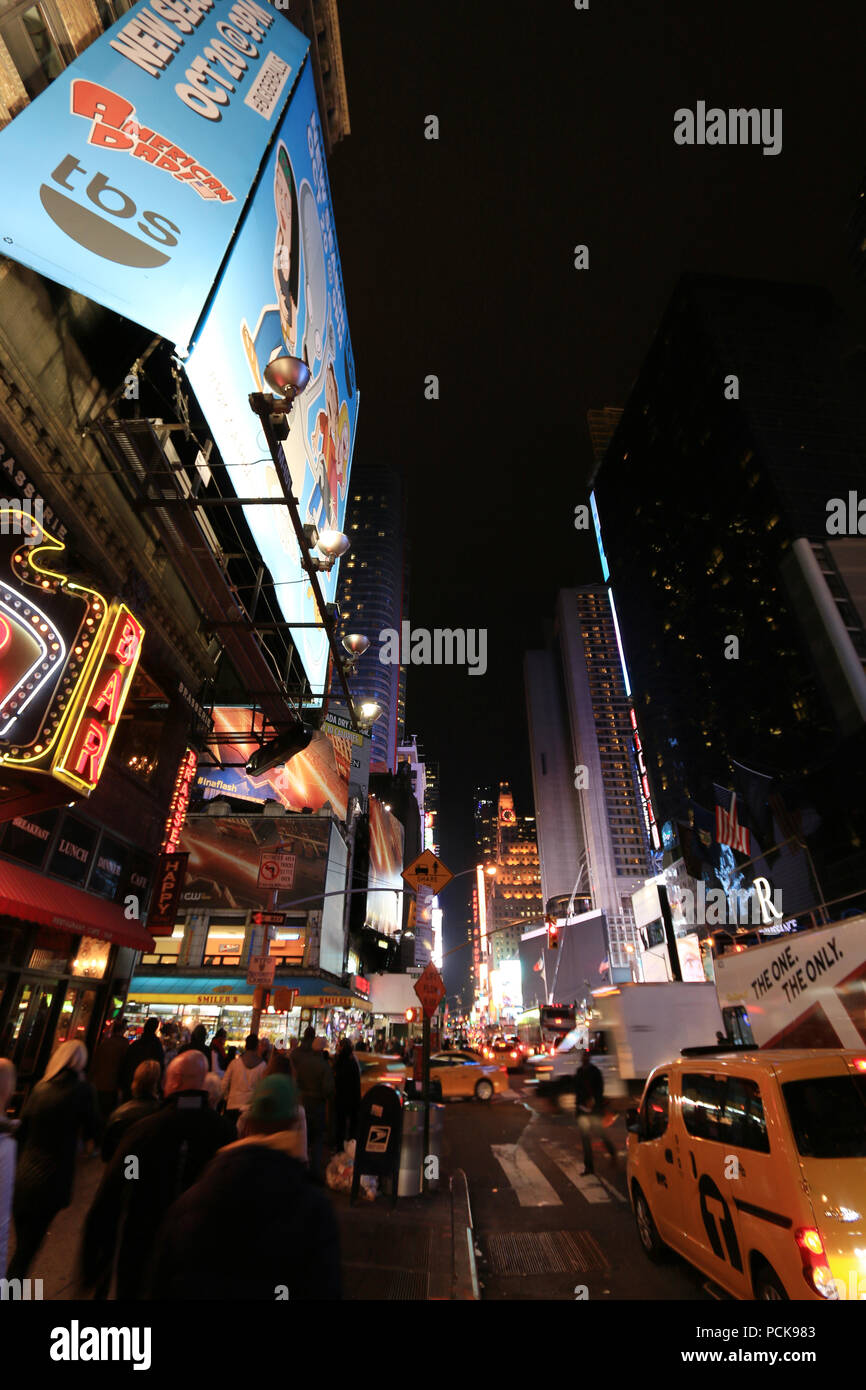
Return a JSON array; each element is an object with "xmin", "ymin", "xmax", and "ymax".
[
  {"xmin": 539, "ymin": 1140, "xmax": 610, "ymax": 1203},
  {"xmin": 491, "ymin": 1144, "xmax": 562, "ymax": 1207}
]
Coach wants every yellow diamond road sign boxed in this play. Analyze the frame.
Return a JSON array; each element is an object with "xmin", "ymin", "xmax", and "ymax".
[{"xmin": 402, "ymin": 849, "xmax": 454, "ymax": 894}]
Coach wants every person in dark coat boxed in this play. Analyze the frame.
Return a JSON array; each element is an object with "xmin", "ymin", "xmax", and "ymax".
[
  {"xmin": 333, "ymin": 1038, "xmax": 361, "ymax": 1150},
  {"xmin": 100, "ymin": 1060, "xmax": 161, "ymax": 1163},
  {"xmin": 575, "ymin": 1049, "xmax": 617, "ymax": 1176},
  {"xmin": 119, "ymin": 1017, "xmax": 164, "ymax": 1101},
  {"xmin": 80, "ymin": 1051, "xmax": 228, "ymax": 1300},
  {"xmin": 147, "ymin": 1075, "xmax": 340, "ymax": 1300},
  {"xmin": 177, "ymin": 1022, "xmax": 212, "ymax": 1069},
  {"xmin": 292, "ymin": 1027, "xmax": 335, "ymax": 1182},
  {"xmin": 89, "ymin": 1018, "xmax": 129, "ymax": 1128},
  {"xmin": 9, "ymin": 1040, "xmax": 99, "ymax": 1278}
]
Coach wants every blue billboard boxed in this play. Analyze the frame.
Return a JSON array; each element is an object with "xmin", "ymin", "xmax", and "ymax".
[
  {"xmin": 0, "ymin": 0, "xmax": 308, "ymax": 351},
  {"xmin": 185, "ymin": 58, "xmax": 358, "ymax": 698}
]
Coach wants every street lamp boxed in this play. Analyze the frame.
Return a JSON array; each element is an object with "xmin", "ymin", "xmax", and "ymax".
[
  {"xmin": 302, "ymin": 524, "xmax": 351, "ymax": 572},
  {"xmin": 340, "ymin": 632, "xmax": 370, "ymax": 678},
  {"xmin": 357, "ymin": 699, "xmax": 383, "ymax": 727},
  {"xmin": 248, "ymin": 363, "xmax": 359, "ymax": 730}
]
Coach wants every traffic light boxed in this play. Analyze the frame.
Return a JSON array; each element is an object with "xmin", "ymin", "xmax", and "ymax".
[
  {"xmin": 546, "ymin": 917, "xmax": 559, "ymax": 950},
  {"xmin": 405, "ymin": 1007, "xmax": 420, "ymax": 1022}
]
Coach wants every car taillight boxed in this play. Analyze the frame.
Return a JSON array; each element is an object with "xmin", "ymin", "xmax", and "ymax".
[
  {"xmin": 854, "ymin": 1058, "xmax": 866, "ymax": 1073},
  {"xmin": 795, "ymin": 1228, "xmax": 839, "ymax": 1299},
  {"xmin": 510, "ymin": 1051, "xmax": 517, "ymax": 1058}
]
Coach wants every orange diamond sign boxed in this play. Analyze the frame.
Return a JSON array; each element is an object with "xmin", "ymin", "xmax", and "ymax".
[
  {"xmin": 414, "ymin": 962, "xmax": 446, "ymax": 1019},
  {"xmin": 402, "ymin": 849, "xmax": 454, "ymax": 894}
]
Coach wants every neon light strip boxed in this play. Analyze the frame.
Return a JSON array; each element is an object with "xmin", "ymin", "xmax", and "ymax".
[
  {"xmin": 589, "ymin": 491, "xmax": 610, "ymax": 582},
  {"xmin": 607, "ymin": 588, "xmax": 631, "ymax": 697}
]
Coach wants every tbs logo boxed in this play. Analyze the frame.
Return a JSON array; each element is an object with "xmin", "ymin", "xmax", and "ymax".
[{"xmin": 40, "ymin": 155, "xmax": 180, "ymax": 268}]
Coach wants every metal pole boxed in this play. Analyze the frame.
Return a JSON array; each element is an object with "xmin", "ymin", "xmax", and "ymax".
[
  {"xmin": 422, "ymin": 1011, "xmax": 431, "ymax": 1194},
  {"xmin": 250, "ymin": 398, "xmax": 358, "ymax": 727}
]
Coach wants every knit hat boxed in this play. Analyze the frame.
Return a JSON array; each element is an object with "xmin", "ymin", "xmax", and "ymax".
[{"xmin": 247, "ymin": 1074, "xmax": 299, "ymax": 1132}]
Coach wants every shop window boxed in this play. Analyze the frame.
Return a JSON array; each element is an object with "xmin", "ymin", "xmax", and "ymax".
[
  {"xmin": 69, "ymin": 935, "xmax": 110, "ymax": 979},
  {"xmin": 52, "ymin": 986, "xmax": 97, "ymax": 1049},
  {"xmin": 27, "ymin": 925, "xmax": 73, "ymax": 973},
  {"xmin": 269, "ymin": 928, "xmax": 305, "ymax": 964},
  {"xmin": 203, "ymin": 924, "xmax": 245, "ymax": 967},
  {"xmin": 110, "ymin": 668, "xmax": 171, "ymax": 785},
  {"xmin": 48, "ymin": 814, "xmax": 98, "ymax": 887},
  {"xmin": 0, "ymin": 0, "xmax": 67, "ymax": 101},
  {"xmin": 88, "ymin": 834, "xmax": 128, "ymax": 900},
  {"xmin": 0, "ymin": 807, "xmax": 60, "ymax": 869},
  {"xmin": 6, "ymin": 981, "xmax": 57, "ymax": 1074},
  {"xmin": 139, "ymin": 925, "xmax": 184, "ymax": 968}
]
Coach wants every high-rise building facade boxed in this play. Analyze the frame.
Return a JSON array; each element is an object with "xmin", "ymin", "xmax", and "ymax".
[
  {"xmin": 474, "ymin": 785, "xmax": 496, "ymax": 863},
  {"xmin": 526, "ymin": 589, "xmax": 649, "ymax": 976},
  {"xmin": 338, "ymin": 464, "xmax": 407, "ymax": 770},
  {"xmin": 591, "ymin": 274, "xmax": 866, "ymax": 911},
  {"xmin": 489, "ymin": 785, "xmax": 543, "ymax": 969}
]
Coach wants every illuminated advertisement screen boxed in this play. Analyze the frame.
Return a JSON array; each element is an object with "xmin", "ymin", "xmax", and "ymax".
[
  {"xmin": 185, "ymin": 59, "xmax": 358, "ymax": 697},
  {"xmin": 0, "ymin": 1, "xmax": 308, "ymax": 351},
  {"xmin": 195, "ymin": 705, "xmax": 349, "ymax": 819},
  {"xmin": 178, "ymin": 812, "xmax": 329, "ymax": 910},
  {"xmin": 365, "ymin": 796, "xmax": 403, "ymax": 936}
]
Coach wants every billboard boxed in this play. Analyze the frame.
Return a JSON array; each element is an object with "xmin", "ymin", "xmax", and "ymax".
[
  {"xmin": 195, "ymin": 705, "xmax": 350, "ymax": 818},
  {"xmin": 0, "ymin": 0, "xmax": 308, "ymax": 351},
  {"xmin": 365, "ymin": 796, "xmax": 404, "ymax": 937},
  {"xmin": 185, "ymin": 58, "xmax": 358, "ymax": 696},
  {"xmin": 178, "ymin": 812, "xmax": 329, "ymax": 910}
]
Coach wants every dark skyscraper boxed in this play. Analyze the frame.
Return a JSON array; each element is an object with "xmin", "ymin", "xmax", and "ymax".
[
  {"xmin": 337, "ymin": 463, "xmax": 407, "ymax": 769},
  {"xmin": 591, "ymin": 274, "xmax": 866, "ymax": 909}
]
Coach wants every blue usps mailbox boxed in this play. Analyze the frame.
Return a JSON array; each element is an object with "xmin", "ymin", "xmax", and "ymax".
[{"xmin": 351, "ymin": 1083, "xmax": 404, "ymax": 1207}]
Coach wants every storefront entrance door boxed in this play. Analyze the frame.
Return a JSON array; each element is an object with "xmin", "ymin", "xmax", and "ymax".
[{"xmin": 5, "ymin": 979, "xmax": 60, "ymax": 1082}]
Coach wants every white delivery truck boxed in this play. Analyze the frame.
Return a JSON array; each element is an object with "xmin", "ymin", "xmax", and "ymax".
[
  {"xmin": 713, "ymin": 911, "xmax": 866, "ymax": 1049},
  {"xmin": 531, "ymin": 981, "xmax": 724, "ymax": 1099}
]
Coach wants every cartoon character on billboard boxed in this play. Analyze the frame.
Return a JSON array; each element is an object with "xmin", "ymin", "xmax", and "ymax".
[
  {"xmin": 273, "ymin": 146, "xmax": 300, "ymax": 357},
  {"xmin": 309, "ymin": 361, "xmax": 349, "ymax": 532}
]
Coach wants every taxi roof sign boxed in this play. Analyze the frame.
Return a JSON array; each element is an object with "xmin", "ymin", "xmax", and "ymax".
[{"xmin": 402, "ymin": 849, "xmax": 454, "ymax": 894}]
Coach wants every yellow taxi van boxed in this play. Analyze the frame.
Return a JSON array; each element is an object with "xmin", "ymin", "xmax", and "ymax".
[{"xmin": 626, "ymin": 1048, "xmax": 866, "ymax": 1300}]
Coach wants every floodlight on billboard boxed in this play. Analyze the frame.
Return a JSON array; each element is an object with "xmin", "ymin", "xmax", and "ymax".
[
  {"xmin": 0, "ymin": 0, "xmax": 309, "ymax": 351},
  {"xmin": 185, "ymin": 59, "xmax": 358, "ymax": 697}
]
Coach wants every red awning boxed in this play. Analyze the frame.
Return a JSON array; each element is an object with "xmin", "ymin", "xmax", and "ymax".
[{"xmin": 0, "ymin": 856, "xmax": 154, "ymax": 951}]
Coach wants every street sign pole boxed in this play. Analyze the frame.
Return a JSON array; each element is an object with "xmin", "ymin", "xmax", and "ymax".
[
  {"xmin": 422, "ymin": 1011, "xmax": 431, "ymax": 1194},
  {"xmin": 251, "ymin": 883, "xmax": 279, "ymax": 1037}
]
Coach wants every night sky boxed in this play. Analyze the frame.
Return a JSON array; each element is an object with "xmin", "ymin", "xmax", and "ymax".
[{"xmin": 327, "ymin": 1, "xmax": 866, "ymax": 1000}]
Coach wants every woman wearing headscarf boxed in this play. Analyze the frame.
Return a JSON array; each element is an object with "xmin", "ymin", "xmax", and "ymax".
[{"xmin": 8, "ymin": 1039, "xmax": 99, "ymax": 1278}]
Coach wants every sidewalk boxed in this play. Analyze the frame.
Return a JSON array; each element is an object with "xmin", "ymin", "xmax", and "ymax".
[
  {"xmin": 329, "ymin": 1184, "xmax": 454, "ymax": 1300},
  {"xmin": 8, "ymin": 1142, "xmax": 478, "ymax": 1302}
]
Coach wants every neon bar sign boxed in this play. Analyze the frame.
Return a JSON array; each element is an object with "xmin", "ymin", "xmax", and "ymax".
[
  {"xmin": 52, "ymin": 605, "xmax": 144, "ymax": 793},
  {"xmin": 0, "ymin": 502, "xmax": 145, "ymax": 795}
]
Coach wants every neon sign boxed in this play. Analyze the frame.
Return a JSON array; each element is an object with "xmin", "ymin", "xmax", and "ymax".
[
  {"xmin": 52, "ymin": 606, "xmax": 144, "ymax": 793},
  {"xmin": 161, "ymin": 747, "xmax": 197, "ymax": 853},
  {"xmin": 630, "ymin": 707, "xmax": 661, "ymax": 852},
  {"xmin": 0, "ymin": 506, "xmax": 144, "ymax": 794}
]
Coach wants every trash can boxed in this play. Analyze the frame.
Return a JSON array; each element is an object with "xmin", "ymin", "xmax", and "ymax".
[{"xmin": 398, "ymin": 1101, "xmax": 445, "ymax": 1196}]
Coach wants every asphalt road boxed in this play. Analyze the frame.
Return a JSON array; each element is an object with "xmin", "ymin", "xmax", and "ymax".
[{"xmin": 446, "ymin": 1074, "xmax": 715, "ymax": 1301}]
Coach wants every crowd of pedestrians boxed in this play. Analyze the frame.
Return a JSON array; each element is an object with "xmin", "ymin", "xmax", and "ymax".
[{"xmin": 0, "ymin": 1017, "xmax": 369, "ymax": 1298}]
